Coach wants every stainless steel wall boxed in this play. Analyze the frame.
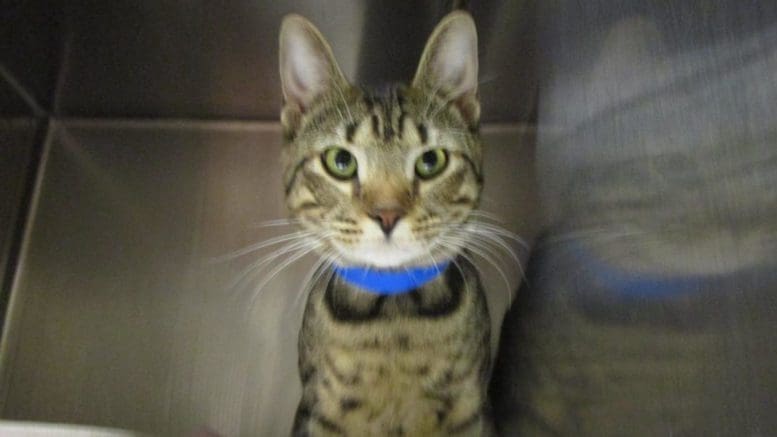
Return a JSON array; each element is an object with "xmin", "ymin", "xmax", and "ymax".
[
  {"xmin": 2, "ymin": 1, "xmax": 776, "ymax": 436},
  {"xmin": 1, "ymin": 0, "xmax": 58, "ymax": 333},
  {"xmin": 0, "ymin": 120, "xmax": 40, "ymax": 326},
  {"xmin": 50, "ymin": 1, "xmax": 534, "ymax": 121},
  {"xmin": 0, "ymin": 120, "xmax": 533, "ymax": 435},
  {"xmin": 0, "ymin": 2, "xmax": 536, "ymax": 434}
]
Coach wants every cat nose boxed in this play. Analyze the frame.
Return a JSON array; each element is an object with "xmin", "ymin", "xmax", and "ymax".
[{"xmin": 369, "ymin": 208, "xmax": 405, "ymax": 236}]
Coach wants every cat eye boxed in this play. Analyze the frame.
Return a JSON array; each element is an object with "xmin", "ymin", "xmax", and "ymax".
[
  {"xmin": 415, "ymin": 149, "xmax": 448, "ymax": 179},
  {"xmin": 322, "ymin": 147, "xmax": 358, "ymax": 180}
]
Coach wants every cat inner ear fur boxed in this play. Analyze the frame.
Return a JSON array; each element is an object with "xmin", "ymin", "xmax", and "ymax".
[
  {"xmin": 412, "ymin": 11, "xmax": 480, "ymax": 129},
  {"xmin": 279, "ymin": 14, "xmax": 349, "ymax": 137}
]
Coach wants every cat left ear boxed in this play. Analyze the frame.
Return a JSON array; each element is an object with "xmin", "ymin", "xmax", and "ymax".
[
  {"xmin": 412, "ymin": 11, "xmax": 480, "ymax": 128},
  {"xmin": 279, "ymin": 15, "xmax": 349, "ymax": 135}
]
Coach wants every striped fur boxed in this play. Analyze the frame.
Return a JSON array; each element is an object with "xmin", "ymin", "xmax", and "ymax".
[
  {"xmin": 279, "ymin": 11, "xmax": 492, "ymax": 436},
  {"xmin": 294, "ymin": 257, "xmax": 491, "ymax": 436}
]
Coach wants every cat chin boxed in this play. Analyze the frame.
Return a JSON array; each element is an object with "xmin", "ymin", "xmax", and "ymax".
[{"xmin": 332, "ymin": 243, "xmax": 442, "ymax": 269}]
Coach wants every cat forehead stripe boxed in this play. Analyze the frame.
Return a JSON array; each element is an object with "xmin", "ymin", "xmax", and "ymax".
[
  {"xmin": 353, "ymin": 86, "xmax": 409, "ymax": 142},
  {"xmin": 417, "ymin": 123, "xmax": 429, "ymax": 143},
  {"xmin": 343, "ymin": 92, "xmax": 427, "ymax": 146},
  {"xmin": 345, "ymin": 122, "xmax": 358, "ymax": 143}
]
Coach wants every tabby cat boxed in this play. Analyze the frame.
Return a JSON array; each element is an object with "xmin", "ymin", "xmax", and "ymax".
[{"xmin": 279, "ymin": 11, "xmax": 492, "ymax": 436}]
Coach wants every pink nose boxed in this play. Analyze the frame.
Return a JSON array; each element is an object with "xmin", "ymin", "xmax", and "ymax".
[{"xmin": 369, "ymin": 208, "xmax": 404, "ymax": 236}]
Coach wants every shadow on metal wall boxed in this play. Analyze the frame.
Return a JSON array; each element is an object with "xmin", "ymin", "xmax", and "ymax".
[{"xmin": 492, "ymin": 1, "xmax": 777, "ymax": 436}]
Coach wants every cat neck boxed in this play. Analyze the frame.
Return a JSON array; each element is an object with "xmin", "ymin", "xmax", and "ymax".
[
  {"xmin": 322, "ymin": 257, "xmax": 472, "ymax": 321},
  {"xmin": 333, "ymin": 261, "xmax": 451, "ymax": 296}
]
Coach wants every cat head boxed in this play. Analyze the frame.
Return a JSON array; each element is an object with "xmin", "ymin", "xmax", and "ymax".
[{"xmin": 279, "ymin": 11, "xmax": 481, "ymax": 268}]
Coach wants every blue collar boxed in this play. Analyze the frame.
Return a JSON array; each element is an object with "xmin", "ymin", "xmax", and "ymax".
[{"xmin": 334, "ymin": 261, "xmax": 451, "ymax": 295}]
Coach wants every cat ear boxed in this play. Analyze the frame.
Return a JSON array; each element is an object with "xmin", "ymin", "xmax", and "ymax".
[
  {"xmin": 279, "ymin": 15, "xmax": 348, "ymax": 134},
  {"xmin": 412, "ymin": 11, "xmax": 480, "ymax": 128}
]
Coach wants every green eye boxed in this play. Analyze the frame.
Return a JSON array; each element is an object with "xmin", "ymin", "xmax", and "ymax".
[
  {"xmin": 415, "ymin": 149, "xmax": 448, "ymax": 179},
  {"xmin": 322, "ymin": 147, "xmax": 357, "ymax": 179}
]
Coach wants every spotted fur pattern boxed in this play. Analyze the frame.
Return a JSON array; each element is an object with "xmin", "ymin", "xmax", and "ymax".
[{"xmin": 279, "ymin": 11, "xmax": 493, "ymax": 436}]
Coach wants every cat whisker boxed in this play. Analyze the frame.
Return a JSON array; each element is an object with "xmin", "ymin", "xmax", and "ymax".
[
  {"xmin": 438, "ymin": 228, "xmax": 513, "ymax": 302},
  {"xmin": 427, "ymin": 233, "xmax": 466, "ymax": 261},
  {"xmin": 458, "ymin": 234, "xmax": 510, "ymax": 268},
  {"xmin": 438, "ymin": 234, "xmax": 513, "ymax": 302},
  {"xmin": 459, "ymin": 219, "xmax": 528, "ymax": 266},
  {"xmin": 467, "ymin": 251, "xmax": 513, "ymax": 304},
  {"xmin": 467, "ymin": 210, "xmax": 504, "ymax": 223},
  {"xmin": 250, "ymin": 216, "xmax": 345, "ymax": 231},
  {"xmin": 226, "ymin": 238, "xmax": 320, "ymax": 295},
  {"xmin": 442, "ymin": 232, "xmax": 504, "ymax": 269},
  {"xmin": 422, "ymin": 242, "xmax": 443, "ymax": 274},
  {"xmin": 448, "ymin": 257, "xmax": 472, "ymax": 297},
  {"xmin": 209, "ymin": 230, "xmax": 316, "ymax": 264},
  {"xmin": 249, "ymin": 218, "xmax": 304, "ymax": 229},
  {"xmin": 464, "ymin": 225, "xmax": 523, "ymax": 267},
  {"xmin": 463, "ymin": 226, "xmax": 529, "ymax": 287},
  {"xmin": 465, "ymin": 219, "xmax": 531, "ymax": 252},
  {"xmin": 443, "ymin": 222, "xmax": 525, "ymax": 300},
  {"xmin": 290, "ymin": 249, "xmax": 338, "ymax": 314},
  {"xmin": 297, "ymin": 255, "xmax": 327, "ymax": 305},
  {"xmin": 248, "ymin": 241, "xmax": 323, "ymax": 311},
  {"xmin": 454, "ymin": 248, "xmax": 512, "ymax": 304}
]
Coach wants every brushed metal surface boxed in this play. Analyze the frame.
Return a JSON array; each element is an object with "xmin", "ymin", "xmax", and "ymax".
[
  {"xmin": 0, "ymin": 120, "xmax": 534, "ymax": 435},
  {"xmin": 0, "ymin": 119, "xmax": 40, "ymax": 322},
  {"xmin": 0, "ymin": 0, "xmax": 63, "ymax": 115},
  {"xmin": 53, "ymin": 1, "xmax": 535, "ymax": 122},
  {"xmin": 491, "ymin": 1, "xmax": 777, "ymax": 435},
  {"xmin": 0, "ymin": 78, "xmax": 33, "ymax": 116}
]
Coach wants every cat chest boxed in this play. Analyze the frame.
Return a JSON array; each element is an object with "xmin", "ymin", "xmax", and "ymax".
[{"xmin": 312, "ymin": 334, "xmax": 487, "ymax": 436}]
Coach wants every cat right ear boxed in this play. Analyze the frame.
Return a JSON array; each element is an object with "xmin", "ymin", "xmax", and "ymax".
[
  {"xmin": 412, "ymin": 11, "xmax": 480, "ymax": 129},
  {"xmin": 279, "ymin": 15, "xmax": 348, "ymax": 136}
]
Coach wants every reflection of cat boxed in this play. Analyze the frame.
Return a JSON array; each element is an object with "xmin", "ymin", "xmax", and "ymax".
[{"xmin": 279, "ymin": 11, "xmax": 493, "ymax": 436}]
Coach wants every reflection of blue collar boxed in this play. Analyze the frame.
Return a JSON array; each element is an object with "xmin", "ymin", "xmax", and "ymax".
[{"xmin": 334, "ymin": 261, "xmax": 451, "ymax": 295}]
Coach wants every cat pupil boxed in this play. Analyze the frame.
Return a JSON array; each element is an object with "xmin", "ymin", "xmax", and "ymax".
[
  {"xmin": 335, "ymin": 150, "xmax": 352, "ymax": 169},
  {"xmin": 421, "ymin": 151, "xmax": 437, "ymax": 169}
]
